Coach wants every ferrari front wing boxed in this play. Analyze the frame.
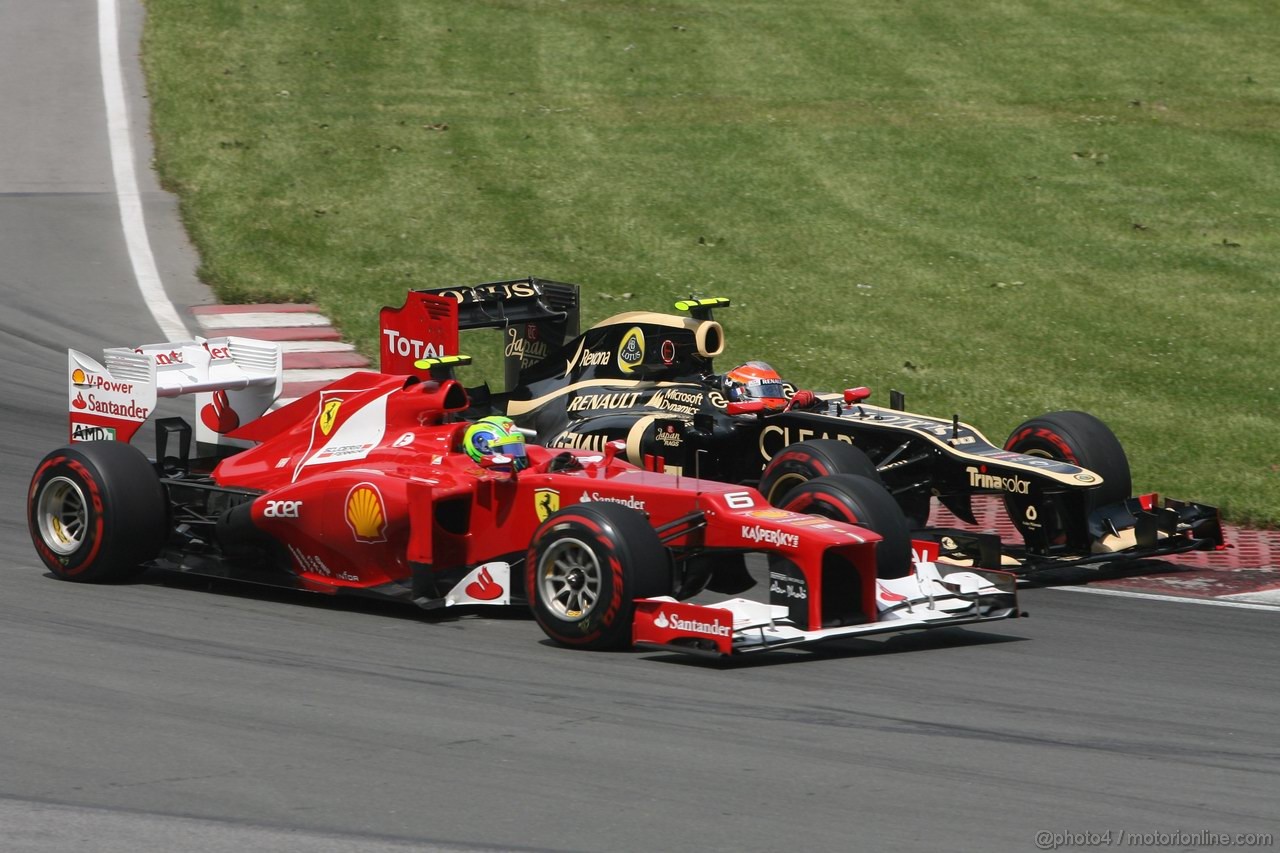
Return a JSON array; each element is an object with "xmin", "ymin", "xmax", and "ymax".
[{"xmin": 633, "ymin": 563, "xmax": 1020, "ymax": 657}]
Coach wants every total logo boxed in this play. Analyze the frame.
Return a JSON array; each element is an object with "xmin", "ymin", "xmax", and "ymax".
[
  {"xmin": 652, "ymin": 610, "xmax": 731, "ymax": 637},
  {"xmin": 741, "ymin": 524, "xmax": 800, "ymax": 549},
  {"xmin": 382, "ymin": 328, "xmax": 444, "ymax": 360},
  {"xmin": 966, "ymin": 465, "xmax": 1031, "ymax": 495},
  {"xmin": 262, "ymin": 499, "xmax": 303, "ymax": 518}
]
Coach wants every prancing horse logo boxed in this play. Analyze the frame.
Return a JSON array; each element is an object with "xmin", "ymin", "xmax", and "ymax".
[{"xmin": 534, "ymin": 488, "xmax": 560, "ymax": 522}]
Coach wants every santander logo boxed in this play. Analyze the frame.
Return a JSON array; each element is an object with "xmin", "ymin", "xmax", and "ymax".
[
  {"xmin": 877, "ymin": 583, "xmax": 908, "ymax": 603},
  {"xmin": 200, "ymin": 390, "xmax": 240, "ymax": 434},
  {"xmin": 465, "ymin": 566, "xmax": 504, "ymax": 601},
  {"xmin": 652, "ymin": 610, "xmax": 731, "ymax": 637}
]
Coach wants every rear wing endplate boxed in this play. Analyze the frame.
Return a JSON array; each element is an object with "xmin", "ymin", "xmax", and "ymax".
[{"xmin": 68, "ymin": 337, "xmax": 282, "ymax": 448}]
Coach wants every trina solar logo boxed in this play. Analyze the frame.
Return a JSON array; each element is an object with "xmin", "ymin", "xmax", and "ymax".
[
  {"xmin": 966, "ymin": 465, "xmax": 1031, "ymax": 494},
  {"xmin": 346, "ymin": 483, "xmax": 387, "ymax": 543}
]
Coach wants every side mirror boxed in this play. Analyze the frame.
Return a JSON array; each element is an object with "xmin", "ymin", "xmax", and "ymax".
[{"xmin": 843, "ymin": 387, "xmax": 872, "ymax": 404}]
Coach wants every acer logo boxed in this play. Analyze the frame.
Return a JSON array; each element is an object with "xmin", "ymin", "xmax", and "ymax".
[{"xmin": 263, "ymin": 500, "xmax": 303, "ymax": 518}]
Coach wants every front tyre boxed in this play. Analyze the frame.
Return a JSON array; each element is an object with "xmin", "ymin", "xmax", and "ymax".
[
  {"xmin": 780, "ymin": 474, "xmax": 913, "ymax": 578},
  {"xmin": 1003, "ymin": 410, "xmax": 1131, "ymax": 543},
  {"xmin": 527, "ymin": 502, "xmax": 671, "ymax": 650},
  {"xmin": 758, "ymin": 439, "xmax": 879, "ymax": 506},
  {"xmin": 28, "ymin": 442, "xmax": 167, "ymax": 582}
]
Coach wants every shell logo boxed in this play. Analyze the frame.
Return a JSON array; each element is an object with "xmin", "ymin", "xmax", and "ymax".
[
  {"xmin": 71, "ymin": 368, "xmax": 89, "ymax": 386},
  {"xmin": 345, "ymin": 483, "xmax": 387, "ymax": 543}
]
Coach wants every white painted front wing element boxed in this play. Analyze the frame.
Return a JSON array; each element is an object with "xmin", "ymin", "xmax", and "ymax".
[{"xmin": 633, "ymin": 562, "xmax": 1020, "ymax": 656}]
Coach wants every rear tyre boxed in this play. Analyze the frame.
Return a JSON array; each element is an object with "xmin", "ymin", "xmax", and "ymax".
[
  {"xmin": 28, "ymin": 442, "xmax": 167, "ymax": 582},
  {"xmin": 527, "ymin": 502, "xmax": 671, "ymax": 650},
  {"xmin": 759, "ymin": 440, "xmax": 879, "ymax": 506},
  {"xmin": 780, "ymin": 473, "xmax": 912, "ymax": 578},
  {"xmin": 1003, "ymin": 410, "xmax": 1131, "ymax": 542}
]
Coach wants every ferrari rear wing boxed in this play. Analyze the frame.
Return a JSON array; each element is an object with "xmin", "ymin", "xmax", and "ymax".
[{"xmin": 68, "ymin": 337, "xmax": 282, "ymax": 448}]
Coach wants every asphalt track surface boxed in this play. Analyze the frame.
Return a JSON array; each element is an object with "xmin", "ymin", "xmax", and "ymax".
[{"xmin": 1, "ymin": 4, "xmax": 1278, "ymax": 851}]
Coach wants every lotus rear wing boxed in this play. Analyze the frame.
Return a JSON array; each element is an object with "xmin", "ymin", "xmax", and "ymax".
[
  {"xmin": 379, "ymin": 277, "xmax": 580, "ymax": 386},
  {"xmin": 68, "ymin": 337, "xmax": 282, "ymax": 449}
]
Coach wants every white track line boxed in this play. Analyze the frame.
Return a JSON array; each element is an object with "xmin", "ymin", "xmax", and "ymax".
[
  {"xmin": 98, "ymin": 0, "xmax": 190, "ymax": 342},
  {"xmin": 1049, "ymin": 585, "xmax": 1280, "ymax": 612},
  {"xmin": 197, "ymin": 312, "xmax": 333, "ymax": 329}
]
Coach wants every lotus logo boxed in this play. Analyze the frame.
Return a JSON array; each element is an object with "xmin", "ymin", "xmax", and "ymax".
[
  {"xmin": 618, "ymin": 327, "xmax": 645, "ymax": 374},
  {"xmin": 346, "ymin": 483, "xmax": 387, "ymax": 543}
]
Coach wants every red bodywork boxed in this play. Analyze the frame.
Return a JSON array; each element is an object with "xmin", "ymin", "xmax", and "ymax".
[{"xmin": 211, "ymin": 371, "xmax": 882, "ymax": 623}]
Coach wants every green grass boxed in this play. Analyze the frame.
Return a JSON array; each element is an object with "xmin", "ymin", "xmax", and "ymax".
[{"xmin": 143, "ymin": 0, "xmax": 1280, "ymax": 525}]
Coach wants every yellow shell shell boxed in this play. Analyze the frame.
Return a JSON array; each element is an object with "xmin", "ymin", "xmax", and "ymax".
[{"xmin": 346, "ymin": 485, "xmax": 385, "ymax": 541}]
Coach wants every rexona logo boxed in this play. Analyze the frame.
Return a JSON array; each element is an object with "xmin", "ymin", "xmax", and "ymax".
[
  {"xmin": 652, "ymin": 610, "xmax": 732, "ymax": 637},
  {"xmin": 966, "ymin": 466, "xmax": 1031, "ymax": 495},
  {"xmin": 617, "ymin": 327, "xmax": 645, "ymax": 374},
  {"xmin": 741, "ymin": 525, "xmax": 800, "ymax": 549},
  {"xmin": 578, "ymin": 491, "xmax": 646, "ymax": 511}
]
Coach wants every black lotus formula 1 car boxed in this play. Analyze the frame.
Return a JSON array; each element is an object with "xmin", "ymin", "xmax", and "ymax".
[{"xmin": 380, "ymin": 278, "xmax": 1224, "ymax": 575}]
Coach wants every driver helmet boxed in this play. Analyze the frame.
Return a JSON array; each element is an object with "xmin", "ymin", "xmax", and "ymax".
[
  {"xmin": 722, "ymin": 361, "xmax": 788, "ymax": 409},
  {"xmin": 463, "ymin": 415, "xmax": 529, "ymax": 471}
]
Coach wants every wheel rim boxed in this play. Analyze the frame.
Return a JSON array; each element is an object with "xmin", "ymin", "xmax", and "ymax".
[
  {"xmin": 538, "ymin": 537, "xmax": 602, "ymax": 621},
  {"xmin": 37, "ymin": 476, "xmax": 88, "ymax": 555},
  {"xmin": 765, "ymin": 472, "xmax": 808, "ymax": 505}
]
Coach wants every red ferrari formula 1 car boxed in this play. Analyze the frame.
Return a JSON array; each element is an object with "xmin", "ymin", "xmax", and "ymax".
[{"xmin": 28, "ymin": 336, "xmax": 1020, "ymax": 657}]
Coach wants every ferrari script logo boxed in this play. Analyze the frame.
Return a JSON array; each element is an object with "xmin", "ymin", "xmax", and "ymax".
[
  {"xmin": 319, "ymin": 400, "xmax": 342, "ymax": 436},
  {"xmin": 534, "ymin": 488, "xmax": 560, "ymax": 522}
]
